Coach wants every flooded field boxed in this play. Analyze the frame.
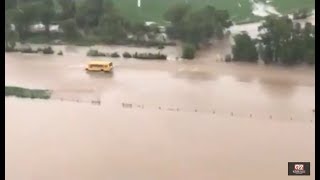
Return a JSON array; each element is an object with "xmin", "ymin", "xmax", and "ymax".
[{"xmin": 5, "ymin": 45, "xmax": 315, "ymax": 180}]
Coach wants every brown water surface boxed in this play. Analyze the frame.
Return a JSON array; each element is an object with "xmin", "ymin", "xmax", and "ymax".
[{"xmin": 5, "ymin": 45, "xmax": 315, "ymax": 180}]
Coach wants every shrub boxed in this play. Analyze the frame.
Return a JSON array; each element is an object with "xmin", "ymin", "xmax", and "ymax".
[
  {"xmin": 232, "ymin": 32, "xmax": 258, "ymax": 62},
  {"xmin": 182, "ymin": 43, "xmax": 196, "ymax": 59},
  {"xmin": 122, "ymin": 52, "xmax": 132, "ymax": 58},
  {"xmin": 60, "ymin": 18, "xmax": 80, "ymax": 41},
  {"xmin": 42, "ymin": 46, "xmax": 55, "ymax": 54},
  {"xmin": 132, "ymin": 52, "xmax": 167, "ymax": 60},
  {"xmin": 57, "ymin": 50, "xmax": 63, "ymax": 56},
  {"xmin": 225, "ymin": 54, "xmax": 232, "ymax": 62},
  {"xmin": 5, "ymin": 47, "xmax": 19, "ymax": 52},
  {"xmin": 158, "ymin": 44, "xmax": 165, "ymax": 49},
  {"xmin": 111, "ymin": 52, "xmax": 120, "ymax": 58},
  {"xmin": 36, "ymin": 48, "xmax": 43, "ymax": 53},
  {"xmin": 86, "ymin": 49, "xmax": 106, "ymax": 57}
]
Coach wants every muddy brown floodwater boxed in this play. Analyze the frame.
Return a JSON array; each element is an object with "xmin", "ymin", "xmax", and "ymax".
[{"xmin": 5, "ymin": 45, "xmax": 315, "ymax": 180}]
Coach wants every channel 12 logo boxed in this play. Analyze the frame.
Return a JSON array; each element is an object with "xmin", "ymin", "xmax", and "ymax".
[
  {"xmin": 293, "ymin": 164, "xmax": 305, "ymax": 174},
  {"xmin": 288, "ymin": 162, "xmax": 310, "ymax": 176}
]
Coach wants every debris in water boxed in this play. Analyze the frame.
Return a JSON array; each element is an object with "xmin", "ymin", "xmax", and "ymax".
[{"xmin": 122, "ymin": 103, "xmax": 132, "ymax": 108}]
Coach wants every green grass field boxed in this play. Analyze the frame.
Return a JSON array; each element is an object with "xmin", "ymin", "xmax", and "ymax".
[{"xmin": 110, "ymin": 0, "xmax": 314, "ymax": 23}]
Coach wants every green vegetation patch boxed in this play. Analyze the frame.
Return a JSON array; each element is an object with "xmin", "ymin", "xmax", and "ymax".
[
  {"xmin": 113, "ymin": 0, "xmax": 314, "ymax": 23},
  {"xmin": 5, "ymin": 86, "xmax": 51, "ymax": 99}
]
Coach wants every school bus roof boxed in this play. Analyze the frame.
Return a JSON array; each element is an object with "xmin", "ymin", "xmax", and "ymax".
[{"xmin": 88, "ymin": 60, "xmax": 112, "ymax": 65}]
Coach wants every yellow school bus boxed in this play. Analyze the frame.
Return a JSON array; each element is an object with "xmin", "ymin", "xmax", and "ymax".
[{"xmin": 85, "ymin": 60, "xmax": 113, "ymax": 72}]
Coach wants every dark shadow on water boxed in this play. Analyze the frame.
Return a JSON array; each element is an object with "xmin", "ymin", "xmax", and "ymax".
[
  {"xmin": 86, "ymin": 71, "xmax": 114, "ymax": 79},
  {"xmin": 172, "ymin": 69, "xmax": 217, "ymax": 81},
  {"xmin": 235, "ymin": 75, "xmax": 254, "ymax": 83},
  {"xmin": 64, "ymin": 46, "xmax": 79, "ymax": 53},
  {"xmin": 258, "ymin": 77, "xmax": 296, "ymax": 98}
]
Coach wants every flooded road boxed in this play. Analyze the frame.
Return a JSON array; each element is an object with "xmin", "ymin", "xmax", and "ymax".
[{"xmin": 5, "ymin": 46, "xmax": 315, "ymax": 180}]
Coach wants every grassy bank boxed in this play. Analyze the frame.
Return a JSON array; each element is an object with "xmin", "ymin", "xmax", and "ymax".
[
  {"xmin": 112, "ymin": 0, "xmax": 314, "ymax": 23},
  {"xmin": 5, "ymin": 86, "xmax": 51, "ymax": 99}
]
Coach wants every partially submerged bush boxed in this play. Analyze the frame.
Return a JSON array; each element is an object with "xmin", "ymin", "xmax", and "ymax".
[
  {"xmin": 5, "ymin": 86, "xmax": 51, "ymax": 99},
  {"xmin": 232, "ymin": 32, "xmax": 258, "ymax": 63},
  {"xmin": 133, "ymin": 52, "xmax": 167, "ymax": 60},
  {"xmin": 86, "ymin": 49, "xmax": 106, "ymax": 57},
  {"xmin": 125, "ymin": 39, "xmax": 176, "ymax": 47},
  {"xmin": 111, "ymin": 52, "xmax": 120, "ymax": 58},
  {"xmin": 36, "ymin": 48, "xmax": 43, "ymax": 53},
  {"xmin": 122, "ymin": 52, "xmax": 132, "ymax": 58},
  {"xmin": 225, "ymin": 54, "xmax": 232, "ymax": 62},
  {"xmin": 57, "ymin": 50, "xmax": 63, "ymax": 56},
  {"xmin": 42, "ymin": 46, "xmax": 55, "ymax": 54},
  {"xmin": 5, "ymin": 47, "xmax": 19, "ymax": 52},
  {"xmin": 158, "ymin": 44, "xmax": 165, "ymax": 49},
  {"xmin": 182, "ymin": 43, "xmax": 196, "ymax": 59}
]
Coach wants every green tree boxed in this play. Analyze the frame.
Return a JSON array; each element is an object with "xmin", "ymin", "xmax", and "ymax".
[
  {"xmin": 302, "ymin": 22, "xmax": 315, "ymax": 64},
  {"xmin": 75, "ymin": 0, "xmax": 106, "ymax": 30},
  {"xmin": 57, "ymin": 0, "xmax": 76, "ymax": 20},
  {"xmin": 5, "ymin": 12, "xmax": 19, "ymax": 49},
  {"xmin": 258, "ymin": 16, "xmax": 293, "ymax": 64},
  {"xmin": 165, "ymin": 5, "xmax": 231, "ymax": 46},
  {"xmin": 9, "ymin": 2, "xmax": 42, "ymax": 40},
  {"xmin": 258, "ymin": 16, "xmax": 315, "ymax": 65},
  {"xmin": 96, "ymin": 12, "xmax": 127, "ymax": 43},
  {"xmin": 39, "ymin": 0, "xmax": 56, "ymax": 37},
  {"xmin": 128, "ymin": 22, "xmax": 149, "ymax": 41},
  {"xmin": 5, "ymin": 0, "xmax": 17, "ymax": 10},
  {"xmin": 182, "ymin": 43, "xmax": 196, "ymax": 59},
  {"xmin": 164, "ymin": 3, "xmax": 191, "ymax": 25},
  {"xmin": 232, "ymin": 32, "xmax": 258, "ymax": 62},
  {"xmin": 60, "ymin": 18, "xmax": 79, "ymax": 41}
]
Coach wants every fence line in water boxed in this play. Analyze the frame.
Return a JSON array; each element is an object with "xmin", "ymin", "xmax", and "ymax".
[
  {"xmin": 121, "ymin": 102, "xmax": 314, "ymax": 123},
  {"xmin": 51, "ymin": 97, "xmax": 101, "ymax": 105},
  {"xmin": 45, "ymin": 98, "xmax": 314, "ymax": 123}
]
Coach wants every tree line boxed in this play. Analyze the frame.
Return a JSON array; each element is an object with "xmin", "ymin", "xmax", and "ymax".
[
  {"xmin": 5, "ymin": 0, "xmax": 153, "ymax": 46},
  {"xmin": 232, "ymin": 16, "xmax": 315, "ymax": 65},
  {"xmin": 5, "ymin": 0, "xmax": 314, "ymax": 65},
  {"xmin": 163, "ymin": 3, "xmax": 314, "ymax": 65}
]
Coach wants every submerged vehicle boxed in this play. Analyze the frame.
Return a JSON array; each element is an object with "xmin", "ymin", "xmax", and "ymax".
[{"xmin": 85, "ymin": 60, "xmax": 113, "ymax": 73}]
